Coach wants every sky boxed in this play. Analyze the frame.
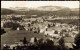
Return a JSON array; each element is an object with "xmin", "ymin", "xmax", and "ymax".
[{"xmin": 1, "ymin": 1, "xmax": 79, "ymax": 8}]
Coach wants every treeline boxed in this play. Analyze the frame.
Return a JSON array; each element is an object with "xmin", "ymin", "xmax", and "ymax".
[{"xmin": 47, "ymin": 19, "xmax": 79, "ymax": 25}]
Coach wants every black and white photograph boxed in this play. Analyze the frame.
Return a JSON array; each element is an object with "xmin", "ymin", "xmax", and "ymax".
[
  {"xmin": 1, "ymin": 0, "xmax": 80, "ymax": 1},
  {"xmin": 1, "ymin": 1, "xmax": 80, "ymax": 50}
]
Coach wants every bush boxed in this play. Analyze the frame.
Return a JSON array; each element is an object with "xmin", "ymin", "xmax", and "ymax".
[
  {"xmin": 74, "ymin": 33, "xmax": 80, "ymax": 49},
  {"xmin": 1, "ymin": 29, "xmax": 6, "ymax": 35},
  {"xmin": 3, "ymin": 22, "xmax": 24, "ymax": 30}
]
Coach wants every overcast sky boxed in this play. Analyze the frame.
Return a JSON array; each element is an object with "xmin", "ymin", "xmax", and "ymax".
[{"xmin": 1, "ymin": 1, "xmax": 79, "ymax": 8}]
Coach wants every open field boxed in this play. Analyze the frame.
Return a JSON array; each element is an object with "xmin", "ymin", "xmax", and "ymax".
[{"xmin": 1, "ymin": 30, "xmax": 52, "ymax": 48}]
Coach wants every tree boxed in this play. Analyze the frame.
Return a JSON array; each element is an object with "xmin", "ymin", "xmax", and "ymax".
[
  {"xmin": 1, "ymin": 29, "xmax": 6, "ymax": 35},
  {"xmin": 48, "ymin": 24, "xmax": 50, "ymax": 28},
  {"xmin": 58, "ymin": 37, "xmax": 65, "ymax": 47},
  {"xmin": 2, "ymin": 45, "xmax": 10, "ymax": 50},
  {"xmin": 53, "ymin": 24, "xmax": 55, "ymax": 27},
  {"xmin": 11, "ymin": 16, "xmax": 22, "ymax": 21},
  {"xmin": 54, "ymin": 30, "xmax": 58, "ymax": 34},
  {"xmin": 3, "ymin": 22, "xmax": 21, "ymax": 30},
  {"xmin": 46, "ymin": 39, "xmax": 54, "ymax": 46},
  {"xmin": 74, "ymin": 33, "xmax": 80, "ymax": 49},
  {"xmin": 43, "ymin": 39, "xmax": 54, "ymax": 50},
  {"xmin": 34, "ymin": 37, "xmax": 37, "ymax": 43},
  {"xmin": 23, "ymin": 37, "xmax": 28, "ymax": 45},
  {"xmin": 38, "ymin": 38, "xmax": 44, "ymax": 45},
  {"xmin": 13, "ymin": 47, "xmax": 16, "ymax": 50},
  {"xmin": 58, "ymin": 37, "xmax": 68, "ymax": 50},
  {"xmin": 28, "ymin": 24, "xmax": 31, "ymax": 27},
  {"xmin": 37, "ymin": 27, "xmax": 40, "ymax": 33},
  {"xmin": 19, "ymin": 26, "xmax": 25, "ymax": 30}
]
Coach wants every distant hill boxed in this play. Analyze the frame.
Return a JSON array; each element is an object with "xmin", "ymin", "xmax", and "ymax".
[
  {"xmin": 1, "ymin": 6, "xmax": 79, "ymax": 16},
  {"xmin": 71, "ymin": 8, "xmax": 79, "ymax": 11},
  {"xmin": 9, "ymin": 7, "xmax": 30, "ymax": 11},
  {"xmin": 36, "ymin": 6, "xmax": 69, "ymax": 11},
  {"xmin": 37, "ymin": 6, "xmax": 79, "ymax": 11},
  {"xmin": 1, "ymin": 8, "xmax": 28, "ymax": 15},
  {"xmin": 1, "ymin": 8, "xmax": 15, "ymax": 15}
]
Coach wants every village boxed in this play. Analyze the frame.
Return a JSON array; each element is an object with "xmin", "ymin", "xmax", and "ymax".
[
  {"xmin": 1, "ymin": 1, "xmax": 80, "ymax": 50},
  {"xmin": 1, "ymin": 15, "xmax": 79, "ymax": 37},
  {"xmin": 1, "ymin": 14, "xmax": 79, "ymax": 50}
]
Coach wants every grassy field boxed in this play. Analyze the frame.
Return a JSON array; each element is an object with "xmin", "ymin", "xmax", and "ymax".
[
  {"xmin": 1, "ymin": 29, "xmax": 75, "ymax": 49},
  {"xmin": 1, "ymin": 30, "xmax": 51, "ymax": 48}
]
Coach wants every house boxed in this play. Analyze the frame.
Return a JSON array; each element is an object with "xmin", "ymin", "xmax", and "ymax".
[
  {"xmin": 36, "ymin": 17, "xmax": 44, "ymax": 22},
  {"xmin": 44, "ymin": 30, "xmax": 59, "ymax": 38},
  {"xmin": 70, "ymin": 31, "xmax": 79, "ymax": 37},
  {"xmin": 55, "ymin": 23, "xmax": 61, "ymax": 27},
  {"xmin": 63, "ymin": 37, "xmax": 75, "ymax": 48},
  {"xmin": 72, "ymin": 31, "xmax": 79, "ymax": 34},
  {"xmin": 40, "ymin": 28, "xmax": 45, "ymax": 33},
  {"xmin": 1, "ymin": 21, "xmax": 4, "ymax": 27},
  {"xmin": 17, "ymin": 27, "xmax": 20, "ymax": 30},
  {"xmin": 39, "ymin": 25, "xmax": 48, "ymax": 33},
  {"xmin": 30, "ymin": 37, "xmax": 39, "ymax": 44},
  {"xmin": 48, "ymin": 38, "xmax": 54, "ymax": 41},
  {"xmin": 16, "ymin": 26, "xmax": 25, "ymax": 30},
  {"xmin": 9, "ymin": 44, "xmax": 17, "ymax": 49},
  {"xmin": 24, "ymin": 26, "xmax": 28, "ymax": 30},
  {"xmin": 68, "ymin": 27, "xmax": 73, "ymax": 31}
]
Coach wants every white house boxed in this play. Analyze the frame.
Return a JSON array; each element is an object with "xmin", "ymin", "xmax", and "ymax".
[
  {"xmin": 17, "ymin": 27, "xmax": 20, "ymax": 30},
  {"xmin": 70, "ymin": 31, "xmax": 79, "ymax": 37},
  {"xmin": 10, "ymin": 44, "xmax": 17, "ymax": 49},
  {"xmin": 24, "ymin": 27, "xmax": 28, "ymax": 30},
  {"xmin": 40, "ymin": 28, "xmax": 45, "ymax": 33},
  {"xmin": 55, "ymin": 23, "xmax": 61, "ymax": 27},
  {"xmin": 40, "ymin": 26, "xmax": 48, "ymax": 33},
  {"xmin": 72, "ymin": 31, "xmax": 79, "ymax": 34},
  {"xmin": 49, "ymin": 38, "xmax": 54, "ymax": 41},
  {"xmin": 68, "ymin": 27, "xmax": 72, "ymax": 31},
  {"xmin": 44, "ymin": 30, "xmax": 59, "ymax": 38},
  {"xmin": 30, "ymin": 37, "xmax": 39, "ymax": 44},
  {"xmin": 1, "ymin": 22, "xmax": 4, "ymax": 27}
]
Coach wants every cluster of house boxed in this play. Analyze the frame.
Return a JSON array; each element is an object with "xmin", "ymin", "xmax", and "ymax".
[
  {"xmin": 21, "ymin": 17, "xmax": 79, "ymax": 38},
  {"xmin": 16, "ymin": 20, "xmax": 78, "ymax": 39},
  {"xmin": 1, "ymin": 15, "xmax": 79, "ymax": 39}
]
